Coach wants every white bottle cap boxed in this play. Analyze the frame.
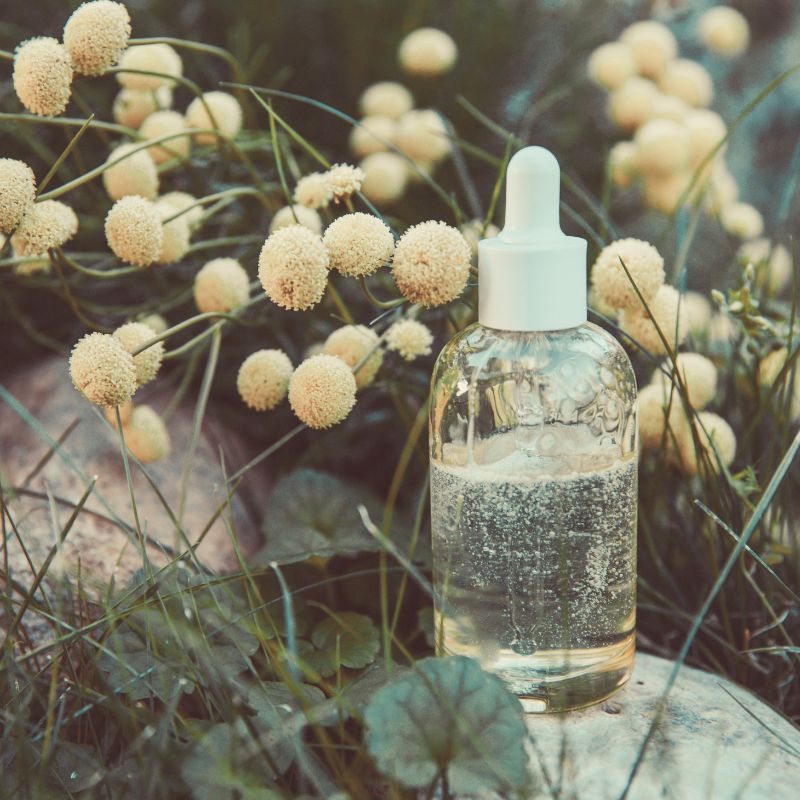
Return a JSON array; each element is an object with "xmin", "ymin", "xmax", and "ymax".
[{"xmin": 478, "ymin": 146, "xmax": 587, "ymax": 331}]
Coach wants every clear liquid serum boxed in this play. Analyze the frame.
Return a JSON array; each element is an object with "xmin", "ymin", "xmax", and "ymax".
[{"xmin": 429, "ymin": 147, "xmax": 638, "ymax": 713}]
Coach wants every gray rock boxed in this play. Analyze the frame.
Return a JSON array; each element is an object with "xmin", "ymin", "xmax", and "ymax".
[{"xmin": 526, "ymin": 652, "xmax": 800, "ymax": 799}]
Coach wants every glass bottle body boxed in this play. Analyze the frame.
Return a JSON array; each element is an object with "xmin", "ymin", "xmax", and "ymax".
[{"xmin": 429, "ymin": 321, "xmax": 638, "ymax": 712}]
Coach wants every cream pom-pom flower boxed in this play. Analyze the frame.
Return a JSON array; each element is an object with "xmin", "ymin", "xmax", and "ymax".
[
  {"xmin": 685, "ymin": 109, "xmax": 727, "ymax": 169},
  {"xmin": 620, "ymin": 284, "xmax": 689, "ymax": 355},
  {"xmin": 619, "ymin": 20, "xmax": 678, "ymax": 78},
  {"xmin": 678, "ymin": 411, "xmax": 736, "ymax": 475},
  {"xmin": 113, "ymin": 321, "xmax": 164, "ymax": 387},
  {"xmin": 0, "ymin": 158, "xmax": 36, "ymax": 234},
  {"xmin": 651, "ymin": 352, "xmax": 717, "ymax": 410},
  {"xmin": 123, "ymin": 405, "xmax": 170, "ymax": 463},
  {"xmin": 63, "ymin": 1, "xmax": 130, "ymax": 76},
  {"xmin": 643, "ymin": 170, "xmax": 692, "ymax": 215},
  {"xmin": 140, "ymin": 313, "xmax": 168, "ymax": 335},
  {"xmin": 758, "ymin": 347, "xmax": 787, "ymax": 388},
  {"xmin": 608, "ymin": 77, "xmax": 658, "ymax": 131},
  {"xmin": 159, "ymin": 191, "xmax": 204, "ymax": 230},
  {"xmin": 587, "ymin": 41, "xmax": 636, "ymax": 90},
  {"xmin": 113, "ymin": 86, "xmax": 172, "ymax": 129},
  {"xmin": 117, "ymin": 44, "xmax": 182, "ymax": 90},
  {"xmin": 12, "ymin": 200, "xmax": 78, "ymax": 256},
  {"xmin": 323, "ymin": 212, "xmax": 395, "ymax": 277},
  {"xmin": 104, "ymin": 400, "xmax": 133, "ymax": 428},
  {"xmin": 634, "ymin": 118, "xmax": 691, "ymax": 176},
  {"xmin": 258, "ymin": 225, "xmax": 330, "ymax": 310},
  {"xmin": 659, "ymin": 59, "xmax": 714, "ymax": 108},
  {"xmin": 398, "ymin": 28, "xmax": 458, "ymax": 77},
  {"xmin": 294, "ymin": 172, "xmax": 333, "ymax": 209},
  {"xmin": 350, "ymin": 116, "xmax": 398, "ymax": 158},
  {"xmin": 590, "ymin": 238, "xmax": 665, "ymax": 311},
  {"xmin": 683, "ymin": 291, "xmax": 713, "ymax": 337},
  {"xmin": 395, "ymin": 110, "xmax": 451, "ymax": 164},
  {"xmin": 13, "ymin": 37, "xmax": 73, "ymax": 117},
  {"xmin": 237, "ymin": 349, "xmax": 293, "ymax": 411},
  {"xmin": 288, "ymin": 354, "xmax": 357, "ymax": 429},
  {"xmin": 270, "ymin": 205, "xmax": 322, "ymax": 235},
  {"xmin": 698, "ymin": 6, "xmax": 750, "ymax": 57},
  {"xmin": 105, "ymin": 196, "xmax": 163, "ymax": 266},
  {"xmin": 648, "ymin": 93, "xmax": 690, "ymax": 124},
  {"xmin": 103, "ymin": 143, "xmax": 159, "ymax": 201},
  {"xmin": 69, "ymin": 332, "xmax": 137, "ymax": 407},
  {"xmin": 704, "ymin": 161, "xmax": 739, "ymax": 215},
  {"xmin": 323, "ymin": 325, "xmax": 383, "ymax": 389},
  {"xmin": 238, "ymin": 349, "xmax": 294, "ymax": 411},
  {"xmin": 154, "ymin": 200, "xmax": 191, "ymax": 264},
  {"xmin": 359, "ymin": 152, "xmax": 410, "ymax": 205},
  {"xmin": 140, "ymin": 110, "xmax": 191, "ymax": 164},
  {"xmin": 324, "ymin": 163, "xmax": 364, "ymax": 202},
  {"xmin": 608, "ymin": 141, "xmax": 639, "ymax": 188},
  {"xmin": 386, "ymin": 318, "xmax": 434, "ymax": 361},
  {"xmin": 720, "ymin": 202, "xmax": 763, "ymax": 241},
  {"xmin": 392, "ymin": 220, "xmax": 471, "ymax": 307},
  {"xmin": 185, "ymin": 91, "xmax": 242, "ymax": 144},
  {"xmin": 194, "ymin": 258, "xmax": 250, "ymax": 313},
  {"xmin": 359, "ymin": 81, "xmax": 414, "ymax": 120},
  {"xmin": 637, "ymin": 382, "xmax": 688, "ymax": 451},
  {"xmin": 461, "ymin": 219, "xmax": 500, "ymax": 260}
]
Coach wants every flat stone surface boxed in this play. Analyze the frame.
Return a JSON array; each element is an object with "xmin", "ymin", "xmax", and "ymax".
[
  {"xmin": 0, "ymin": 357, "xmax": 263, "ymax": 644},
  {"xmin": 526, "ymin": 653, "xmax": 800, "ymax": 799}
]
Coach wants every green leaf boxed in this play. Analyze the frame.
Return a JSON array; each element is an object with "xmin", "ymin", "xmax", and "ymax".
[
  {"xmin": 311, "ymin": 612, "xmax": 380, "ymax": 670},
  {"xmin": 364, "ymin": 656, "xmax": 530, "ymax": 795},
  {"xmin": 257, "ymin": 470, "xmax": 383, "ymax": 564}
]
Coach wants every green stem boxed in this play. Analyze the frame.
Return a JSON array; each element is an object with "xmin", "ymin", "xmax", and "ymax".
[
  {"xmin": 358, "ymin": 276, "xmax": 405, "ymax": 309},
  {"xmin": 0, "ymin": 111, "xmax": 136, "ymax": 137}
]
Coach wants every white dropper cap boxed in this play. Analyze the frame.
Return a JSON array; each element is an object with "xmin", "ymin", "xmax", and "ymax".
[{"xmin": 478, "ymin": 146, "xmax": 587, "ymax": 332}]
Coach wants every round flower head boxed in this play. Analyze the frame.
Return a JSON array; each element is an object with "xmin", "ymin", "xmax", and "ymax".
[
  {"xmin": 123, "ymin": 406, "xmax": 170, "ymax": 463},
  {"xmin": 720, "ymin": 202, "xmax": 763, "ymax": 240},
  {"xmin": 63, "ymin": 1, "xmax": 130, "ymax": 76},
  {"xmin": 643, "ymin": 170, "xmax": 692, "ymax": 215},
  {"xmin": 758, "ymin": 347, "xmax": 787, "ymax": 388},
  {"xmin": 620, "ymin": 284, "xmax": 688, "ymax": 355},
  {"xmin": 637, "ymin": 382, "xmax": 688, "ymax": 451},
  {"xmin": 350, "ymin": 115, "xmax": 398, "ymax": 158},
  {"xmin": 591, "ymin": 238, "xmax": 665, "ymax": 311},
  {"xmin": 588, "ymin": 284, "xmax": 618, "ymax": 320},
  {"xmin": 359, "ymin": 81, "xmax": 414, "ymax": 120},
  {"xmin": 113, "ymin": 321, "xmax": 164, "ymax": 387},
  {"xmin": 288, "ymin": 354, "xmax": 357, "ymax": 429},
  {"xmin": 395, "ymin": 110, "xmax": 450, "ymax": 163},
  {"xmin": 685, "ymin": 109, "xmax": 727, "ymax": 169},
  {"xmin": 185, "ymin": 91, "xmax": 242, "ymax": 144},
  {"xmin": 258, "ymin": 225, "xmax": 329, "ymax": 310},
  {"xmin": 461, "ymin": 219, "xmax": 500, "ymax": 260},
  {"xmin": 608, "ymin": 77, "xmax": 658, "ymax": 131},
  {"xmin": 294, "ymin": 172, "xmax": 333, "ymax": 209},
  {"xmin": 323, "ymin": 212, "xmax": 394, "ymax": 277},
  {"xmin": 270, "ymin": 204, "xmax": 322, "ymax": 235},
  {"xmin": 587, "ymin": 41, "xmax": 636, "ymax": 90},
  {"xmin": 154, "ymin": 200, "xmax": 191, "ymax": 264},
  {"xmin": 103, "ymin": 143, "xmax": 159, "ymax": 201},
  {"xmin": 237, "ymin": 349, "xmax": 293, "ymax": 411},
  {"xmin": 609, "ymin": 141, "xmax": 639, "ymax": 188},
  {"xmin": 104, "ymin": 400, "xmax": 133, "ymax": 428},
  {"xmin": 392, "ymin": 221, "xmax": 471, "ymax": 307},
  {"xmin": 69, "ymin": 332, "xmax": 137, "ymax": 407},
  {"xmin": 659, "ymin": 59, "xmax": 713, "ymax": 108},
  {"xmin": 360, "ymin": 153, "xmax": 409, "ymax": 205},
  {"xmin": 13, "ymin": 37, "xmax": 73, "ymax": 117},
  {"xmin": 619, "ymin": 20, "xmax": 678, "ymax": 78},
  {"xmin": 386, "ymin": 318, "xmax": 434, "ymax": 361},
  {"xmin": 117, "ymin": 44, "xmax": 182, "ymax": 90},
  {"xmin": 683, "ymin": 290, "xmax": 712, "ymax": 337},
  {"xmin": 398, "ymin": 28, "xmax": 457, "ymax": 77},
  {"xmin": 705, "ymin": 162, "xmax": 739, "ymax": 215},
  {"xmin": 194, "ymin": 258, "xmax": 250, "ymax": 313},
  {"xmin": 140, "ymin": 313, "xmax": 168, "ymax": 335},
  {"xmin": 140, "ymin": 110, "xmax": 191, "ymax": 164},
  {"xmin": 324, "ymin": 163, "xmax": 364, "ymax": 202},
  {"xmin": 648, "ymin": 93, "xmax": 690, "ymax": 124},
  {"xmin": 105, "ymin": 196, "xmax": 163, "ymax": 266},
  {"xmin": 0, "ymin": 159, "xmax": 36, "ymax": 234},
  {"xmin": 698, "ymin": 6, "xmax": 750, "ymax": 57},
  {"xmin": 12, "ymin": 200, "xmax": 78, "ymax": 256},
  {"xmin": 323, "ymin": 325, "xmax": 383, "ymax": 389},
  {"xmin": 634, "ymin": 119, "xmax": 690, "ymax": 176},
  {"xmin": 159, "ymin": 191, "xmax": 203, "ymax": 230},
  {"xmin": 113, "ymin": 86, "xmax": 173, "ymax": 129},
  {"xmin": 678, "ymin": 411, "xmax": 736, "ymax": 475},
  {"xmin": 651, "ymin": 352, "xmax": 717, "ymax": 410}
]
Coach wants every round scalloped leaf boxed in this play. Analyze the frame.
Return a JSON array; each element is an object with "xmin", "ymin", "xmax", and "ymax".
[
  {"xmin": 311, "ymin": 612, "xmax": 380, "ymax": 670},
  {"xmin": 364, "ymin": 656, "xmax": 530, "ymax": 794}
]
